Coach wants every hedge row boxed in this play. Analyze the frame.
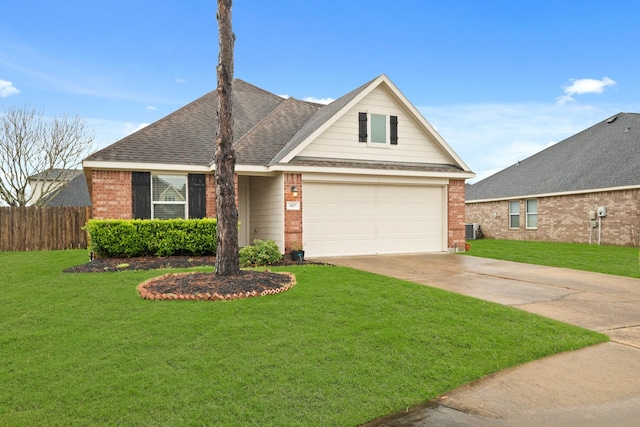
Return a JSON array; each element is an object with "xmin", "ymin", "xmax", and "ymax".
[{"xmin": 84, "ymin": 219, "xmax": 217, "ymax": 257}]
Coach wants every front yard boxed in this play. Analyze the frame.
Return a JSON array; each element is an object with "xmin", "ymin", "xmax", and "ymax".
[
  {"xmin": 464, "ymin": 239, "xmax": 640, "ymax": 279},
  {"xmin": 0, "ymin": 250, "xmax": 606, "ymax": 426}
]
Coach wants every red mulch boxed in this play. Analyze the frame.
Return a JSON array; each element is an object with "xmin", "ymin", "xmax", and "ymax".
[{"xmin": 64, "ymin": 255, "xmax": 306, "ymax": 301}]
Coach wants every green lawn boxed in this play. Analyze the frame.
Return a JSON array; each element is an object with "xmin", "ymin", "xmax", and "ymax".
[
  {"xmin": 0, "ymin": 250, "xmax": 606, "ymax": 426},
  {"xmin": 465, "ymin": 239, "xmax": 640, "ymax": 279}
]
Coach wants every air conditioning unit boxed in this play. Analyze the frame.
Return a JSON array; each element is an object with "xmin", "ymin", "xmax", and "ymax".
[{"xmin": 465, "ymin": 223, "xmax": 481, "ymax": 240}]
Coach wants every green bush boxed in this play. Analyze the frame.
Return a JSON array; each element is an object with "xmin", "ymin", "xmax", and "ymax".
[
  {"xmin": 84, "ymin": 219, "xmax": 217, "ymax": 258},
  {"xmin": 239, "ymin": 239, "xmax": 283, "ymax": 267}
]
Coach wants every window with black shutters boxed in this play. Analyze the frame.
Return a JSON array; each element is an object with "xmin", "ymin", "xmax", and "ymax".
[
  {"xmin": 358, "ymin": 113, "xmax": 398, "ymax": 146},
  {"xmin": 131, "ymin": 172, "xmax": 207, "ymax": 219}
]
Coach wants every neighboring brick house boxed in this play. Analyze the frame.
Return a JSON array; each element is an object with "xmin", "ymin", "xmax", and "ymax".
[
  {"xmin": 83, "ymin": 75, "xmax": 474, "ymax": 257},
  {"xmin": 466, "ymin": 113, "xmax": 640, "ymax": 247}
]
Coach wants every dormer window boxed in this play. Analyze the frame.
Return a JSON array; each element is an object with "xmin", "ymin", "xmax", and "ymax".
[{"xmin": 358, "ymin": 112, "xmax": 398, "ymax": 146}]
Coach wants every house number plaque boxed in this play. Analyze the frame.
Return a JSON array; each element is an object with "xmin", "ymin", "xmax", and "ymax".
[{"xmin": 286, "ymin": 201, "xmax": 301, "ymax": 210}]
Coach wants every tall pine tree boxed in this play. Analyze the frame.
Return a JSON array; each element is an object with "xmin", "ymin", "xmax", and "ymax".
[{"xmin": 214, "ymin": 0, "xmax": 239, "ymax": 276}]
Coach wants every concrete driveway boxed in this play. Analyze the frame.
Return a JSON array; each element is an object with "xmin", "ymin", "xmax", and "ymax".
[{"xmin": 319, "ymin": 253, "xmax": 640, "ymax": 426}]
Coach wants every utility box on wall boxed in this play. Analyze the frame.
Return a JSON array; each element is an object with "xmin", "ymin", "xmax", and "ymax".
[{"xmin": 597, "ymin": 206, "xmax": 607, "ymax": 217}]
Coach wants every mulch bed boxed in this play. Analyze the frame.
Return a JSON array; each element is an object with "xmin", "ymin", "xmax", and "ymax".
[{"xmin": 64, "ymin": 255, "xmax": 310, "ymax": 301}]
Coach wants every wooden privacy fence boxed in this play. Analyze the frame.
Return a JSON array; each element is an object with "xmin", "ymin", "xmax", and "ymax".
[{"xmin": 0, "ymin": 206, "xmax": 91, "ymax": 251}]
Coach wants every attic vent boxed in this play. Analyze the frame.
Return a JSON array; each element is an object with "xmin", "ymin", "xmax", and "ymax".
[{"xmin": 607, "ymin": 116, "xmax": 618, "ymax": 123}]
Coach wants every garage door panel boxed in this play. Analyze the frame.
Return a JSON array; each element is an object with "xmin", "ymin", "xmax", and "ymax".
[{"xmin": 304, "ymin": 182, "xmax": 444, "ymax": 257}]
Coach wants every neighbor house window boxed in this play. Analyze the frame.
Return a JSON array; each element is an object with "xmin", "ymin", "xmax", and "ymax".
[
  {"xmin": 526, "ymin": 199, "xmax": 538, "ymax": 229},
  {"xmin": 152, "ymin": 174, "xmax": 187, "ymax": 219},
  {"xmin": 509, "ymin": 200, "xmax": 519, "ymax": 228},
  {"xmin": 358, "ymin": 113, "xmax": 398, "ymax": 145}
]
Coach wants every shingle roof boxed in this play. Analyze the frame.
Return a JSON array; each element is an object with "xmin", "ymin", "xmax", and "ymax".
[
  {"xmin": 85, "ymin": 75, "xmax": 470, "ymax": 177},
  {"xmin": 85, "ymin": 79, "xmax": 286, "ymax": 166},
  {"xmin": 38, "ymin": 173, "xmax": 91, "ymax": 207},
  {"xmin": 288, "ymin": 157, "xmax": 464, "ymax": 173},
  {"xmin": 466, "ymin": 112, "xmax": 640, "ymax": 201},
  {"xmin": 234, "ymin": 97, "xmax": 322, "ymax": 165},
  {"xmin": 269, "ymin": 76, "xmax": 377, "ymax": 164}
]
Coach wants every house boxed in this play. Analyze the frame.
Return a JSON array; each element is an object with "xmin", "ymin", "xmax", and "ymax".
[
  {"xmin": 466, "ymin": 113, "xmax": 640, "ymax": 247},
  {"xmin": 30, "ymin": 169, "xmax": 91, "ymax": 207},
  {"xmin": 83, "ymin": 75, "xmax": 474, "ymax": 257}
]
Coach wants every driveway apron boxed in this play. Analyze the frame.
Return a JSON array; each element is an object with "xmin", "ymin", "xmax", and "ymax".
[{"xmin": 319, "ymin": 253, "xmax": 640, "ymax": 427}]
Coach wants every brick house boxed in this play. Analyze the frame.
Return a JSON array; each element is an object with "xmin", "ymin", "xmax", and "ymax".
[
  {"xmin": 83, "ymin": 75, "xmax": 474, "ymax": 257},
  {"xmin": 466, "ymin": 113, "xmax": 640, "ymax": 247}
]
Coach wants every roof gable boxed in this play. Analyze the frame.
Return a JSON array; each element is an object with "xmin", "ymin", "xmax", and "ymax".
[
  {"xmin": 467, "ymin": 112, "xmax": 640, "ymax": 201},
  {"xmin": 274, "ymin": 75, "xmax": 471, "ymax": 171},
  {"xmin": 83, "ymin": 76, "xmax": 472, "ymax": 178}
]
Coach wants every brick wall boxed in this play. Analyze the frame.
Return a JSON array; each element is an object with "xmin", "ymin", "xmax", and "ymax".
[
  {"xmin": 283, "ymin": 173, "xmax": 302, "ymax": 252},
  {"xmin": 466, "ymin": 188, "xmax": 640, "ymax": 246},
  {"xmin": 447, "ymin": 179, "xmax": 467, "ymax": 250},
  {"xmin": 91, "ymin": 170, "xmax": 132, "ymax": 219},
  {"xmin": 205, "ymin": 173, "xmax": 217, "ymax": 218}
]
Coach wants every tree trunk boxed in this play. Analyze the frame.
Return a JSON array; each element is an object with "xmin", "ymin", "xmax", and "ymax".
[{"xmin": 214, "ymin": 0, "xmax": 239, "ymax": 276}]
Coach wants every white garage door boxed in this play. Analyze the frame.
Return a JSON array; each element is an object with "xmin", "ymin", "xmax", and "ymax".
[{"xmin": 303, "ymin": 183, "xmax": 444, "ymax": 257}]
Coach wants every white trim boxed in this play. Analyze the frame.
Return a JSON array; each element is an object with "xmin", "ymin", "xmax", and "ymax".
[
  {"xmin": 466, "ymin": 184, "xmax": 640, "ymax": 204},
  {"xmin": 302, "ymin": 172, "xmax": 449, "ymax": 186},
  {"xmin": 83, "ymin": 160, "xmax": 210, "ymax": 173},
  {"xmin": 273, "ymin": 164, "xmax": 474, "ymax": 179}
]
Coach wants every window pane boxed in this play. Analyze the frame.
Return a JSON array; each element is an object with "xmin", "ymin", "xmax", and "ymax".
[
  {"xmin": 153, "ymin": 204, "xmax": 185, "ymax": 219},
  {"xmin": 509, "ymin": 200, "xmax": 519, "ymax": 228},
  {"xmin": 526, "ymin": 199, "xmax": 537, "ymax": 213},
  {"xmin": 153, "ymin": 175, "xmax": 186, "ymax": 202},
  {"xmin": 370, "ymin": 114, "xmax": 386, "ymax": 143},
  {"xmin": 526, "ymin": 199, "xmax": 537, "ymax": 229}
]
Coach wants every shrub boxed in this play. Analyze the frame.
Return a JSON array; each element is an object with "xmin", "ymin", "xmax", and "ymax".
[
  {"xmin": 85, "ymin": 219, "xmax": 217, "ymax": 257},
  {"xmin": 239, "ymin": 239, "xmax": 283, "ymax": 267}
]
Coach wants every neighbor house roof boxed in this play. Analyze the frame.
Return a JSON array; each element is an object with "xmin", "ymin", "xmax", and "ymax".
[
  {"xmin": 37, "ymin": 172, "xmax": 91, "ymax": 207},
  {"xmin": 467, "ymin": 112, "xmax": 640, "ymax": 202}
]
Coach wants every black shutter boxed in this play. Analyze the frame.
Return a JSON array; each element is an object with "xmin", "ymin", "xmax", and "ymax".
[
  {"xmin": 188, "ymin": 174, "xmax": 207, "ymax": 219},
  {"xmin": 390, "ymin": 115, "xmax": 398, "ymax": 145},
  {"xmin": 131, "ymin": 172, "xmax": 151, "ymax": 219},
  {"xmin": 358, "ymin": 112, "xmax": 367, "ymax": 142}
]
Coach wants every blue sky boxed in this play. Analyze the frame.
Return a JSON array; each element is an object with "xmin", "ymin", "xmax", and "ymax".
[{"xmin": 1, "ymin": 0, "xmax": 638, "ymax": 182}]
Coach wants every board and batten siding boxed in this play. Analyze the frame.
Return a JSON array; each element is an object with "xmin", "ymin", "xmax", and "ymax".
[
  {"xmin": 249, "ymin": 175, "xmax": 284, "ymax": 250},
  {"xmin": 298, "ymin": 86, "xmax": 451, "ymax": 164}
]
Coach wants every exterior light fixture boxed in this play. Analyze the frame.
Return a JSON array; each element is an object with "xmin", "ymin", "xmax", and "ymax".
[{"xmin": 291, "ymin": 185, "xmax": 298, "ymax": 197}]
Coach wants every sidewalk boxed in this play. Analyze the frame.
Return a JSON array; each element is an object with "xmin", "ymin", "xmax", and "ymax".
[{"xmin": 320, "ymin": 254, "xmax": 640, "ymax": 426}]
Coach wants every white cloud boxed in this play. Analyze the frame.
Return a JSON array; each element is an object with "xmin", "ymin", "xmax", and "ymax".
[
  {"xmin": 175, "ymin": 78, "xmax": 186, "ymax": 84},
  {"xmin": 124, "ymin": 122, "xmax": 150, "ymax": 135},
  {"xmin": 303, "ymin": 96, "xmax": 334, "ymax": 105},
  {"xmin": 147, "ymin": 105, "xmax": 157, "ymax": 111},
  {"xmin": 279, "ymin": 94, "xmax": 334, "ymax": 105},
  {"xmin": 556, "ymin": 77, "xmax": 616, "ymax": 105},
  {"xmin": 0, "ymin": 79, "xmax": 20, "ymax": 97},
  {"xmin": 419, "ymin": 102, "xmax": 631, "ymax": 184}
]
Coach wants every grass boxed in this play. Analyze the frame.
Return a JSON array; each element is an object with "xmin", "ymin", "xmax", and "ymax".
[
  {"xmin": 465, "ymin": 239, "xmax": 640, "ymax": 279},
  {"xmin": 0, "ymin": 250, "xmax": 607, "ymax": 426}
]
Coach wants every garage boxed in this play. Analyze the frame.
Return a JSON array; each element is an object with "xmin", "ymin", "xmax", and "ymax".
[{"xmin": 303, "ymin": 182, "xmax": 445, "ymax": 257}]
